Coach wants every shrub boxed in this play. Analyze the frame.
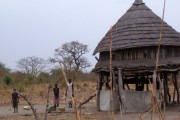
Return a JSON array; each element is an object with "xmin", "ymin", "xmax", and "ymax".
[
  {"xmin": 60, "ymin": 80, "xmax": 66, "ymax": 88},
  {"xmin": 76, "ymin": 84, "xmax": 82, "ymax": 89},
  {"xmin": 17, "ymin": 84, "xmax": 25, "ymax": 92},
  {"xmin": 3, "ymin": 76, "xmax": 12, "ymax": 85},
  {"xmin": 28, "ymin": 76, "xmax": 33, "ymax": 84},
  {"xmin": 83, "ymin": 83, "xmax": 89, "ymax": 88}
]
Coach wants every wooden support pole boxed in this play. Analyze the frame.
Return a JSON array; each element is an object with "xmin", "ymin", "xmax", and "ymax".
[
  {"xmin": 175, "ymin": 71, "xmax": 180, "ymax": 105},
  {"xmin": 163, "ymin": 73, "xmax": 168, "ymax": 106},
  {"xmin": 146, "ymin": 74, "xmax": 149, "ymax": 91},
  {"xmin": 109, "ymin": 27, "xmax": 115, "ymax": 120},
  {"xmin": 97, "ymin": 73, "xmax": 100, "ymax": 111},
  {"xmin": 44, "ymin": 84, "xmax": 51, "ymax": 120},
  {"xmin": 60, "ymin": 63, "xmax": 81, "ymax": 120},
  {"xmin": 172, "ymin": 74, "xmax": 176, "ymax": 103},
  {"xmin": 112, "ymin": 70, "xmax": 118, "ymax": 113},
  {"xmin": 112, "ymin": 70, "xmax": 115, "ymax": 112},
  {"xmin": 138, "ymin": 114, "xmax": 143, "ymax": 120},
  {"xmin": 112, "ymin": 70, "xmax": 115, "ymax": 90},
  {"xmin": 151, "ymin": 71, "xmax": 156, "ymax": 120},
  {"xmin": 118, "ymin": 69, "xmax": 124, "ymax": 115}
]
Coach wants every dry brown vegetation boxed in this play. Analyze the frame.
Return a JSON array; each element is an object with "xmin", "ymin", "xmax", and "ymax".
[
  {"xmin": 0, "ymin": 81, "xmax": 180, "ymax": 120},
  {"xmin": 0, "ymin": 81, "xmax": 99, "ymax": 120},
  {"xmin": 0, "ymin": 81, "xmax": 97, "ymax": 105}
]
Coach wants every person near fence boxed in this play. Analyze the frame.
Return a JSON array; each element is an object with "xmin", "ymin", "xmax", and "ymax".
[
  {"xmin": 53, "ymin": 84, "xmax": 60, "ymax": 109},
  {"xmin": 65, "ymin": 79, "xmax": 74, "ymax": 108},
  {"xmin": 12, "ymin": 88, "xmax": 19, "ymax": 113}
]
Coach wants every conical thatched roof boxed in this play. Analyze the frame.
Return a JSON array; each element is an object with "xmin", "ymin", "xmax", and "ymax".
[{"xmin": 93, "ymin": 0, "xmax": 180, "ymax": 55}]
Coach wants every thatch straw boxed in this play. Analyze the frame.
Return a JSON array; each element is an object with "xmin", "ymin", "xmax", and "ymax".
[{"xmin": 93, "ymin": 0, "xmax": 180, "ymax": 55}]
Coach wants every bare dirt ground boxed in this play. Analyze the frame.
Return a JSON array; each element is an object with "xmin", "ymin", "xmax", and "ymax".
[
  {"xmin": 0, "ymin": 104, "xmax": 180, "ymax": 120},
  {"xmin": 0, "ymin": 82, "xmax": 180, "ymax": 120}
]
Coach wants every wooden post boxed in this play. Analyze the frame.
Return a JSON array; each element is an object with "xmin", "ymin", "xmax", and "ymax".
[
  {"xmin": 44, "ymin": 84, "xmax": 51, "ymax": 120},
  {"xmin": 112, "ymin": 70, "xmax": 118, "ymax": 113},
  {"xmin": 163, "ymin": 73, "xmax": 168, "ymax": 105},
  {"xmin": 172, "ymin": 73, "xmax": 176, "ymax": 103},
  {"xmin": 146, "ymin": 74, "xmax": 149, "ymax": 91},
  {"xmin": 151, "ymin": 71, "xmax": 157, "ymax": 120},
  {"xmin": 109, "ymin": 27, "xmax": 115, "ymax": 120},
  {"xmin": 97, "ymin": 73, "xmax": 101, "ymax": 111},
  {"xmin": 175, "ymin": 71, "xmax": 180, "ymax": 105},
  {"xmin": 60, "ymin": 63, "xmax": 81, "ymax": 120},
  {"xmin": 112, "ymin": 70, "xmax": 115, "ymax": 90},
  {"xmin": 118, "ymin": 69, "xmax": 124, "ymax": 114}
]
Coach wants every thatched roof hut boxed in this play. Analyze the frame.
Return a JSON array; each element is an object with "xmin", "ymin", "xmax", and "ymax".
[
  {"xmin": 94, "ymin": 0, "xmax": 180, "ymax": 55},
  {"xmin": 94, "ymin": 0, "xmax": 180, "ymax": 113},
  {"xmin": 94, "ymin": 0, "xmax": 180, "ymax": 70}
]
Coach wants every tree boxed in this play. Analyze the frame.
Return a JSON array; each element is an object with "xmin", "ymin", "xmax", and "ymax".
[
  {"xmin": 37, "ymin": 72, "xmax": 50, "ymax": 83},
  {"xmin": 16, "ymin": 56, "xmax": 48, "ymax": 77},
  {"xmin": 0, "ymin": 62, "xmax": 6, "ymax": 71},
  {"xmin": 3, "ymin": 75, "xmax": 12, "ymax": 85},
  {"xmin": 53, "ymin": 41, "xmax": 91, "ymax": 71},
  {"xmin": 0, "ymin": 62, "xmax": 10, "ymax": 73},
  {"xmin": 0, "ymin": 62, "xmax": 10, "ymax": 85}
]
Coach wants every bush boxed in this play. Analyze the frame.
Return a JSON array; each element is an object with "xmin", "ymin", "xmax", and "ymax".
[
  {"xmin": 17, "ymin": 84, "xmax": 25, "ymax": 92},
  {"xmin": 76, "ymin": 84, "xmax": 82, "ymax": 89},
  {"xmin": 3, "ymin": 76, "xmax": 12, "ymax": 85},
  {"xmin": 83, "ymin": 83, "xmax": 89, "ymax": 88},
  {"xmin": 28, "ymin": 76, "xmax": 33, "ymax": 84},
  {"xmin": 60, "ymin": 80, "xmax": 66, "ymax": 88}
]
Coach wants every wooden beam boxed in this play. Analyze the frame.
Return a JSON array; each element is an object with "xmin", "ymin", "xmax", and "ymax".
[
  {"xmin": 163, "ymin": 73, "xmax": 168, "ymax": 105},
  {"xmin": 44, "ymin": 84, "xmax": 51, "ymax": 120},
  {"xmin": 175, "ymin": 71, "xmax": 180, "ymax": 105},
  {"xmin": 97, "ymin": 73, "xmax": 100, "ymax": 111},
  {"xmin": 118, "ymin": 69, "xmax": 125, "ymax": 114},
  {"xmin": 112, "ymin": 70, "xmax": 117, "ymax": 113},
  {"xmin": 79, "ymin": 94, "xmax": 96, "ymax": 108}
]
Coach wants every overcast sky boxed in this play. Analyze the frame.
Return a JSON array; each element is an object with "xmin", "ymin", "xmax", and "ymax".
[{"xmin": 0, "ymin": 0, "xmax": 180, "ymax": 71}]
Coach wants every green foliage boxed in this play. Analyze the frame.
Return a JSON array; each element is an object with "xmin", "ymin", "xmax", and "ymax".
[
  {"xmin": 37, "ymin": 72, "xmax": 50, "ymax": 84},
  {"xmin": 83, "ymin": 83, "xmax": 89, "ymax": 88},
  {"xmin": 13, "ymin": 79, "xmax": 19, "ymax": 84},
  {"xmin": 76, "ymin": 84, "xmax": 82, "ymax": 89},
  {"xmin": 3, "ymin": 75, "xmax": 12, "ymax": 85},
  {"xmin": 17, "ymin": 84, "xmax": 25, "ymax": 92},
  {"xmin": 38, "ymin": 78, "xmax": 43, "ymax": 84},
  {"xmin": 28, "ymin": 76, "xmax": 33, "ymax": 84},
  {"xmin": 58, "ymin": 80, "xmax": 66, "ymax": 88},
  {"xmin": 0, "ymin": 62, "xmax": 10, "ymax": 73}
]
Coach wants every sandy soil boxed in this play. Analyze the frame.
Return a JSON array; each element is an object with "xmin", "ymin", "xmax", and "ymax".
[{"xmin": 0, "ymin": 103, "xmax": 180, "ymax": 120}]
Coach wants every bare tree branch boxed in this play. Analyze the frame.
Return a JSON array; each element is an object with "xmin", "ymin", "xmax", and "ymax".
[
  {"xmin": 17, "ymin": 56, "xmax": 48, "ymax": 77},
  {"xmin": 17, "ymin": 92, "xmax": 39, "ymax": 120},
  {"xmin": 53, "ymin": 41, "xmax": 91, "ymax": 71}
]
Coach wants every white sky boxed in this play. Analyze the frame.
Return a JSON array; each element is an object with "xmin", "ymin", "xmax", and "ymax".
[{"xmin": 0, "ymin": 0, "xmax": 180, "ymax": 71}]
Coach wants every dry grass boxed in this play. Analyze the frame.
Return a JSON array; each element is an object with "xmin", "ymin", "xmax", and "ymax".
[
  {"xmin": 0, "ymin": 81, "xmax": 97, "ymax": 105},
  {"xmin": 0, "ymin": 81, "xmax": 179, "ymax": 120}
]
